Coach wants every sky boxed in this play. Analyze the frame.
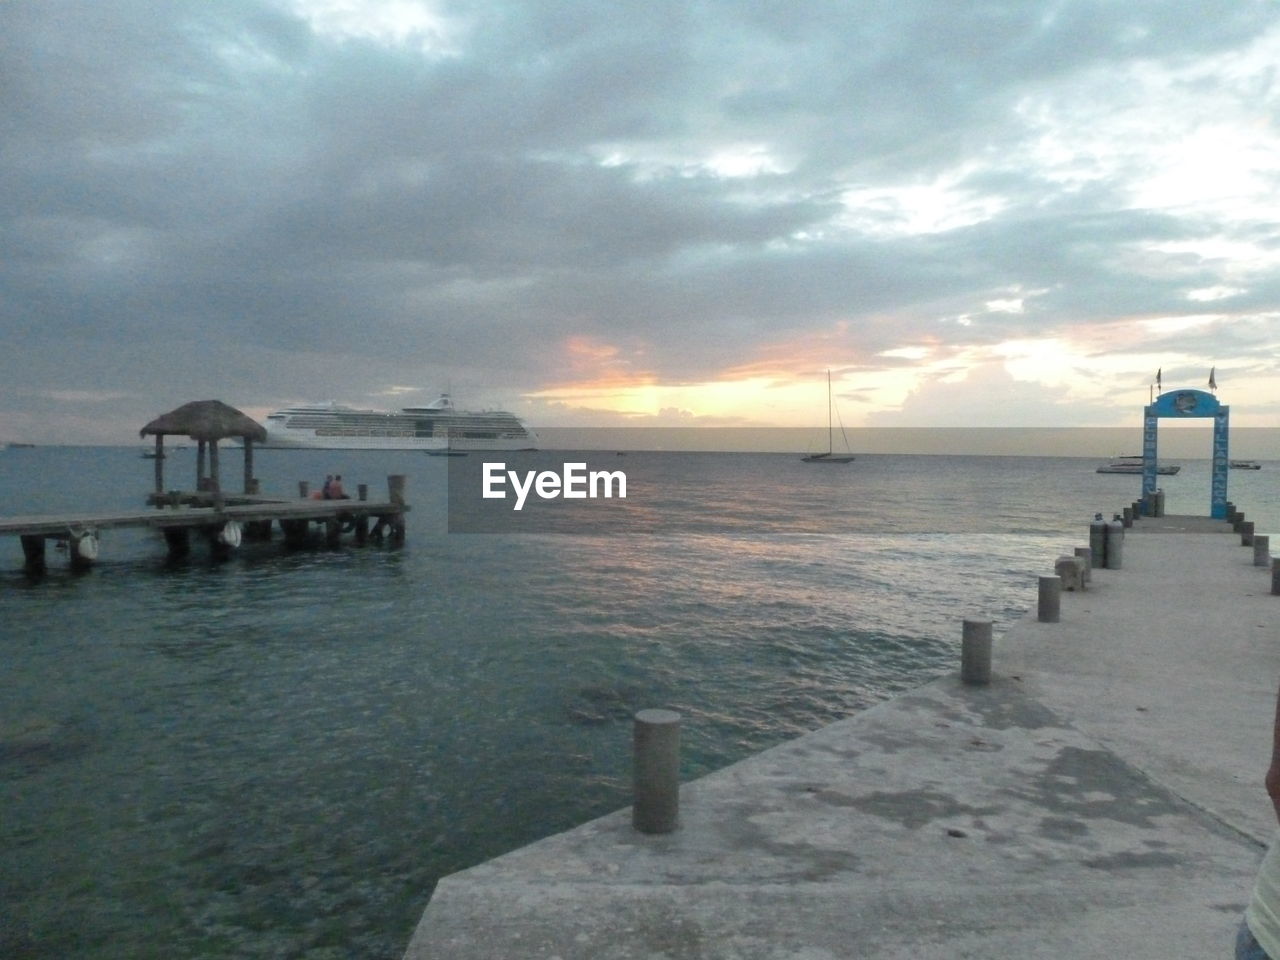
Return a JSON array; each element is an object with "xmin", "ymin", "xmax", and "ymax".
[{"xmin": 3, "ymin": 0, "xmax": 1280, "ymax": 445}]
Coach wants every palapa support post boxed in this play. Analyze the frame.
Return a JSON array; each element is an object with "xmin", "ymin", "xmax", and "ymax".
[
  {"xmin": 961, "ymin": 619, "xmax": 993, "ymax": 685},
  {"xmin": 243, "ymin": 439, "xmax": 255, "ymax": 495},
  {"xmin": 208, "ymin": 441, "xmax": 223, "ymax": 509},
  {"xmin": 197, "ymin": 441, "xmax": 207, "ymax": 488},
  {"xmin": 633, "ymin": 709, "xmax": 680, "ymax": 834},
  {"xmin": 153, "ymin": 435, "xmax": 165, "ymax": 497}
]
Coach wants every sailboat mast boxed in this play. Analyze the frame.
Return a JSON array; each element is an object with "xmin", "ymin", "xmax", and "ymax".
[{"xmin": 826, "ymin": 369, "xmax": 833, "ymax": 454}]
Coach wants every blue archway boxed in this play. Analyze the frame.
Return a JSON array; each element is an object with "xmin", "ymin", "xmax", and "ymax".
[{"xmin": 1142, "ymin": 388, "xmax": 1228, "ymax": 518}]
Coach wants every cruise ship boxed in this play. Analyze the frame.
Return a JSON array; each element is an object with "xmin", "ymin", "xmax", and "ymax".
[{"xmin": 260, "ymin": 394, "xmax": 538, "ymax": 451}]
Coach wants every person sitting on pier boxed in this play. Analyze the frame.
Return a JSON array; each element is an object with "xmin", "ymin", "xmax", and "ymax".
[{"xmin": 328, "ymin": 475, "xmax": 350, "ymax": 500}]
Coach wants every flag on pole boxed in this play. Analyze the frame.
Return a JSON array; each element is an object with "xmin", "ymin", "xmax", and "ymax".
[
  {"xmin": 1156, "ymin": 368, "xmax": 1162, "ymax": 391},
  {"xmin": 1209, "ymin": 366, "xmax": 1217, "ymax": 391}
]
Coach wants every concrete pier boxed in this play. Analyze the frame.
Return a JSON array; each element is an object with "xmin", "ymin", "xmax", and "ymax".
[{"xmin": 402, "ymin": 515, "xmax": 1277, "ymax": 959}]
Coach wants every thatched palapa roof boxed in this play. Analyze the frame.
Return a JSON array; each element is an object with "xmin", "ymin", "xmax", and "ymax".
[{"xmin": 140, "ymin": 400, "xmax": 267, "ymax": 443}]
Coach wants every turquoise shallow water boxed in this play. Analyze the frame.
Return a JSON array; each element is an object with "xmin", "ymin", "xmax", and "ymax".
[{"xmin": 1, "ymin": 446, "xmax": 1276, "ymax": 958}]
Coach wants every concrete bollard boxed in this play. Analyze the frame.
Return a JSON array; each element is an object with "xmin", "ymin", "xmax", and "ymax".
[
  {"xmin": 1254, "ymin": 535, "xmax": 1270, "ymax": 568},
  {"xmin": 1055, "ymin": 555, "xmax": 1085, "ymax": 591},
  {"xmin": 961, "ymin": 619, "xmax": 993, "ymax": 685},
  {"xmin": 1242, "ymin": 521, "xmax": 1255, "ymax": 547},
  {"xmin": 1132, "ymin": 500, "xmax": 1144, "ymax": 522},
  {"xmin": 298, "ymin": 481, "xmax": 310, "ymax": 499},
  {"xmin": 1121, "ymin": 506, "xmax": 1133, "ymax": 528},
  {"xmin": 1089, "ymin": 515, "xmax": 1107, "ymax": 568},
  {"xmin": 1233, "ymin": 511, "xmax": 1245, "ymax": 532},
  {"xmin": 1038, "ymin": 576, "xmax": 1061, "ymax": 623},
  {"xmin": 1154, "ymin": 489, "xmax": 1166, "ymax": 517},
  {"xmin": 1073, "ymin": 546, "xmax": 1092, "ymax": 585},
  {"xmin": 357, "ymin": 483, "xmax": 368, "ymax": 502},
  {"xmin": 633, "ymin": 709, "xmax": 680, "ymax": 834},
  {"xmin": 1105, "ymin": 519, "xmax": 1124, "ymax": 569}
]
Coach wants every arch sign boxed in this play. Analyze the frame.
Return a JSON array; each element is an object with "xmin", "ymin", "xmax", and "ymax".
[{"xmin": 1142, "ymin": 389, "xmax": 1228, "ymax": 518}]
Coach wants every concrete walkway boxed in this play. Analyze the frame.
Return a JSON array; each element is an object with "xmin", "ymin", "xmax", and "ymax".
[{"xmin": 402, "ymin": 517, "xmax": 1279, "ymax": 959}]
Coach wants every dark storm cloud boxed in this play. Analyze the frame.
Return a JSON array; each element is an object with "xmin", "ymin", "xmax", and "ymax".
[{"xmin": 1, "ymin": 0, "xmax": 1277, "ymax": 439}]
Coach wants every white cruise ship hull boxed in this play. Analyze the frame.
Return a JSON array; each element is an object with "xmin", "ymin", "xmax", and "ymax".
[
  {"xmin": 257, "ymin": 396, "xmax": 539, "ymax": 452},
  {"xmin": 260, "ymin": 430, "xmax": 536, "ymax": 451}
]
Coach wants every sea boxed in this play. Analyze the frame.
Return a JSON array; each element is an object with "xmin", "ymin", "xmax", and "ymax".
[{"xmin": 1, "ymin": 445, "xmax": 1276, "ymax": 959}]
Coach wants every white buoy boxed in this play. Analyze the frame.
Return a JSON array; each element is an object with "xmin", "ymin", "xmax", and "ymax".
[
  {"xmin": 75, "ymin": 533, "xmax": 99, "ymax": 561},
  {"xmin": 219, "ymin": 521, "xmax": 243, "ymax": 548}
]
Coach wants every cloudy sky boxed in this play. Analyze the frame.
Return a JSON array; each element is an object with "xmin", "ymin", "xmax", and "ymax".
[{"xmin": 4, "ymin": 0, "xmax": 1279, "ymax": 443}]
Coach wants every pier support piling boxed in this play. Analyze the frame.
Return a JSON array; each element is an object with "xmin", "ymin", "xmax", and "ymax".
[
  {"xmin": 1038, "ymin": 576, "xmax": 1062, "ymax": 623},
  {"xmin": 633, "ymin": 709, "xmax": 681, "ymax": 834},
  {"xmin": 163, "ymin": 527, "xmax": 190, "ymax": 558},
  {"xmin": 21, "ymin": 535, "xmax": 45, "ymax": 575},
  {"xmin": 961, "ymin": 620, "xmax": 993, "ymax": 685},
  {"xmin": 281, "ymin": 519, "xmax": 309, "ymax": 548}
]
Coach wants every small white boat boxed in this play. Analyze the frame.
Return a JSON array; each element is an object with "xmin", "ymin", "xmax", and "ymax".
[
  {"xmin": 1096, "ymin": 456, "xmax": 1180, "ymax": 475},
  {"xmin": 1230, "ymin": 459, "xmax": 1262, "ymax": 470}
]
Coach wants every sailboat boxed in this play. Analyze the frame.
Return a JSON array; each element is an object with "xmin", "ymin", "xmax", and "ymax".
[{"xmin": 801, "ymin": 370, "xmax": 856, "ymax": 463}]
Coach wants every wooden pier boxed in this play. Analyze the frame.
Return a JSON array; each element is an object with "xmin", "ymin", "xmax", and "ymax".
[
  {"xmin": 1, "ymin": 400, "xmax": 414, "ymax": 574},
  {"xmin": 1, "ymin": 477, "xmax": 410, "ymax": 574}
]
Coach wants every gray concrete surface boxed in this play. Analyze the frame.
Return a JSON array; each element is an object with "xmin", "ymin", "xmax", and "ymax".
[{"xmin": 402, "ymin": 515, "xmax": 1278, "ymax": 959}]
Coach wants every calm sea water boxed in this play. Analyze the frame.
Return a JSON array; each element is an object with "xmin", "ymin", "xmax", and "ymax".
[{"xmin": 1, "ymin": 446, "xmax": 1275, "ymax": 959}]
